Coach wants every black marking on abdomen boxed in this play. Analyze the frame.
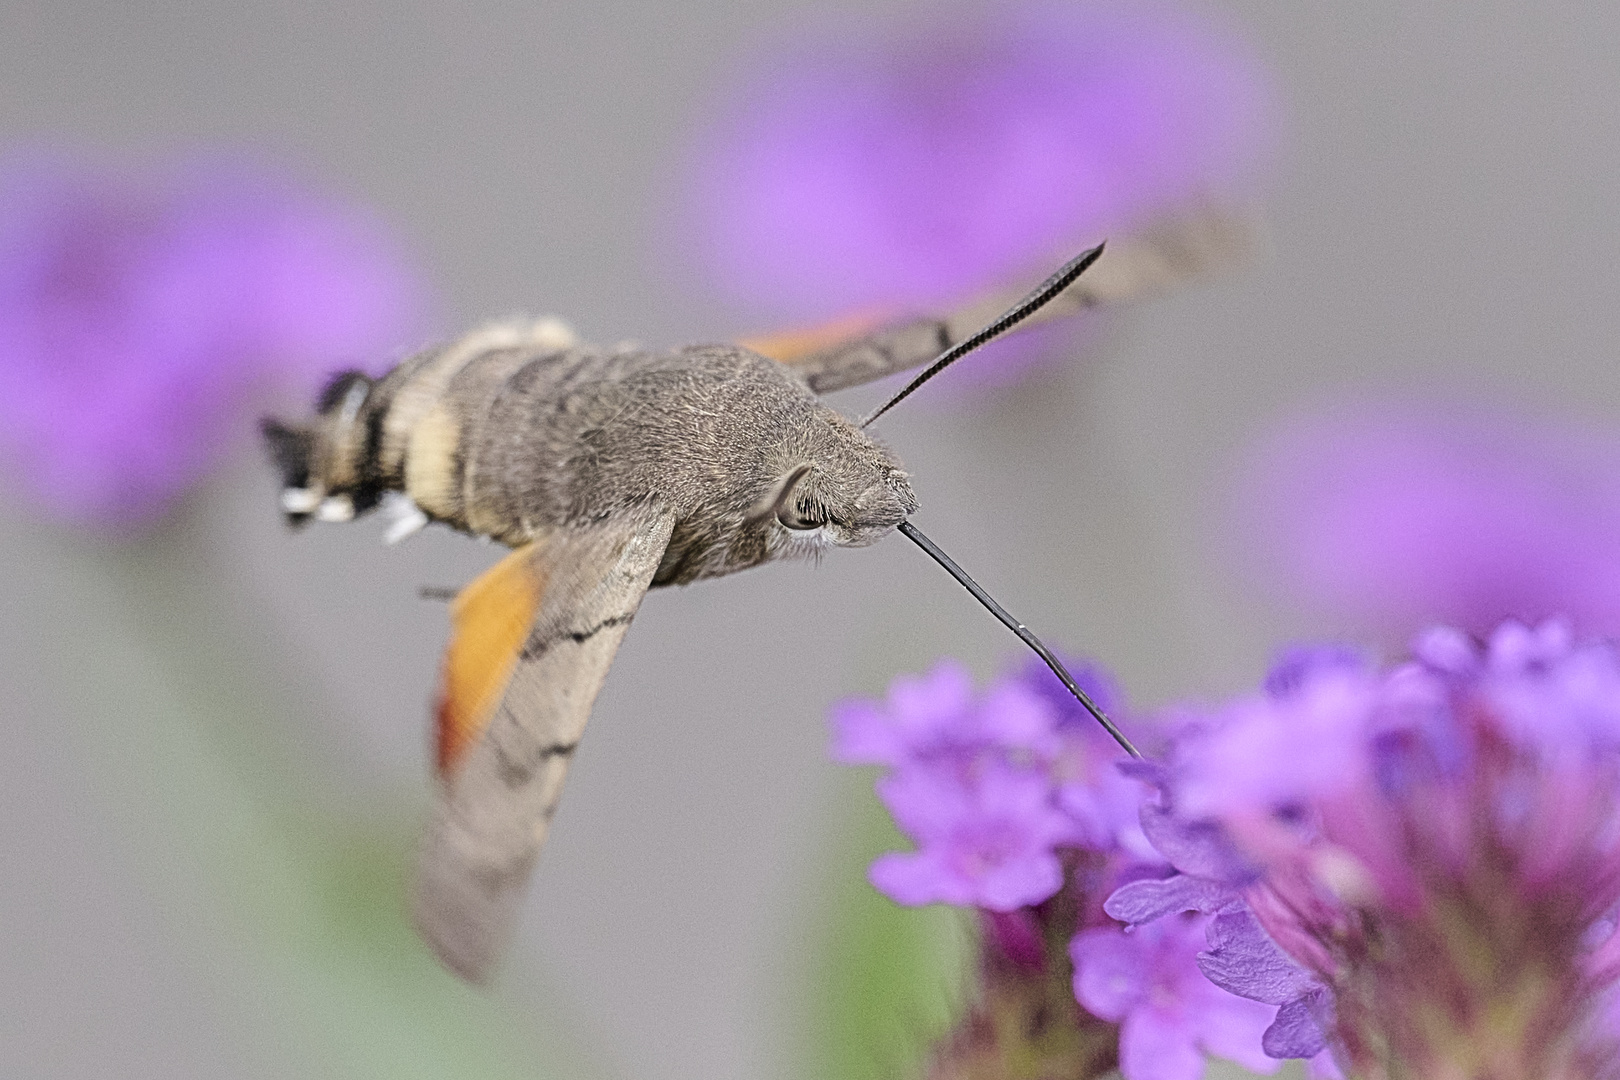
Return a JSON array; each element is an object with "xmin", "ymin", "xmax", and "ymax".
[
  {"xmin": 352, "ymin": 402, "xmax": 388, "ymax": 511},
  {"xmin": 519, "ymin": 612, "xmax": 634, "ymax": 660}
]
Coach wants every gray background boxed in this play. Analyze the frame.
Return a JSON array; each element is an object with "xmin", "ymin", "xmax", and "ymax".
[{"xmin": 4, "ymin": 1, "xmax": 1619, "ymax": 1078}]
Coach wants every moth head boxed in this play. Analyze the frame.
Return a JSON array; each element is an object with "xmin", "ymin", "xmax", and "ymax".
[{"xmin": 754, "ymin": 422, "xmax": 916, "ymax": 549}]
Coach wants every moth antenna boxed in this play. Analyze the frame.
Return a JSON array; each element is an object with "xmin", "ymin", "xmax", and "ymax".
[
  {"xmin": 861, "ymin": 243, "xmax": 1106, "ymax": 428},
  {"xmin": 419, "ymin": 585, "xmax": 459, "ymax": 602},
  {"xmin": 897, "ymin": 520, "xmax": 1142, "ymax": 759}
]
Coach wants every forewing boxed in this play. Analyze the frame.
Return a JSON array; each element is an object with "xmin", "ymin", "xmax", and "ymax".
[
  {"xmin": 759, "ymin": 207, "xmax": 1254, "ymax": 393},
  {"xmin": 738, "ymin": 310, "xmax": 890, "ymax": 366},
  {"xmin": 411, "ymin": 510, "xmax": 676, "ymax": 983}
]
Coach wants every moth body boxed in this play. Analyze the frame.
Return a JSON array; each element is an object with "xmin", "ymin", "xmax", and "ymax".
[
  {"xmin": 261, "ymin": 216, "xmax": 1242, "ymax": 982},
  {"xmin": 264, "ymin": 321, "xmax": 916, "ymax": 585}
]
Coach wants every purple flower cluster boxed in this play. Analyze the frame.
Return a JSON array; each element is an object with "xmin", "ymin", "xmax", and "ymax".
[
  {"xmin": 833, "ymin": 657, "xmax": 1150, "ymax": 911},
  {"xmin": 1112, "ymin": 622, "xmax": 1620, "ymax": 1079},
  {"xmin": 835, "ymin": 658, "xmax": 1288, "ymax": 1080},
  {"xmin": 0, "ymin": 149, "xmax": 433, "ymax": 528},
  {"xmin": 677, "ymin": 0, "xmax": 1275, "ymax": 375}
]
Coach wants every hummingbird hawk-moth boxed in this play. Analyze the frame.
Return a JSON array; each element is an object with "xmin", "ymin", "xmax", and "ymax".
[{"xmin": 262, "ymin": 213, "xmax": 1241, "ymax": 983}]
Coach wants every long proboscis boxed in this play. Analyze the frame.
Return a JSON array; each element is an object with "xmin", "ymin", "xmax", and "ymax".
[
  {"xmin": 860, "ymin": 243, "xmax": 1107, "ymax": 428},
  {"xmin": 897, "ymin": 520, "xmax": 1142, "ymax": 759}
]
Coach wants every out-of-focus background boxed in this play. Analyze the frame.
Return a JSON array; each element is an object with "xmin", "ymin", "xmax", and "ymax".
[{"xmin": 3, "ymin": 2, "xmax": 1618, "ymax": 1079}]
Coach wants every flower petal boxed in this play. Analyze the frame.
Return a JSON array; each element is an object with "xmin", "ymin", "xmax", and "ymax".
[
  {"xmin": 1069, "ymin": 926, "xmax": 1147, "ymax": 1020},
  {"xmin": 1197, "ymin": 909, "xmax": 1321, "ymax": 1006},
  {"xmin": 1261, "ymin": 992, "xmax": 1331, "ymax": 1059},
  {"xmin": 1119, "ymin": 1006, "xmax": 1205, "ymax": 1080},
  {"xmin": 1105, "ymin": 873, "xmax": 1237, "ymax": 925}
]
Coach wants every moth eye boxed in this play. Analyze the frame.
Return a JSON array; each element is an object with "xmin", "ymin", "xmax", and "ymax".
[{"xmin": 776, "ymin": 500, "xmax": 825, "ymax": 531}]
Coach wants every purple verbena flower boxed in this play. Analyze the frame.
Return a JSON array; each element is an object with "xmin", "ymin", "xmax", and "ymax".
[
  {"xmin": 835, "ymin": 657, "xmax": 1234, "ymax": 1080},
  {"xmin": 1228, "ymin": 401, "xmax": 1620, "ymax": 640},
  {"xmin": 674, "ymin": 0, "xmax": 1275, "ymax": 384},
  {"xmin": 831, "ymin": 659, "xmax": 1056, "ymax": 768},
  {"xmin": 834, "ymin": 656, "xmax": 1153, "ymax": 909},
  {"xmin": 1113, "ymin": 622, "xmax": 1620, "ymax": 1079},
  {"xmin": 0, "ymin": 149, "xmax": 433, "ymax": 528},
  {"xmin": 872, "ymin": 759, "xmax": 1075, "ymax": 910},
  {"xmin": 1071, "ymin": 913, "xmax": 1279, "ymax": 1080}
]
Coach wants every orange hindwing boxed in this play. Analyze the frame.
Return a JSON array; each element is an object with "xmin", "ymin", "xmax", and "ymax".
[{"xmin": 434, "ymin": 542, "xmax": 546, "ymax": 777}]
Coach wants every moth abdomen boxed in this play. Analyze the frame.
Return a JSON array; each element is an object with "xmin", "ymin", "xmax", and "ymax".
[
  {"xmin": 262, "ymin": 317, "xmax": 581, "ymax": 535},
  {"xmin": 262, "ymin": 367, "xmax": 382, "ymax": 525},
  {"xmin": 384, "ymin": 319, "xmax": 583, "ymax": 540}
]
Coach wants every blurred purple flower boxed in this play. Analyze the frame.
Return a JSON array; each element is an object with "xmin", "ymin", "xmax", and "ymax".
[
  {"xmin": 1071, "ymin": 913, "xmax": 1280, "ymax": 1080},
  {"xmin": 872, "ymin": 760, "xmax": 1074, "ymax": 910},
  {"xmin": 675, "ymin": 0, "xmax": 1274, "ymax": 385},
  {"xmin": 1228, "ymin": 401, "xmax": 1620, "ymax": 640},
  {"xmin": 1113, "ymin": 622, "xmax": 1620, "ymax": 1078},
  {"xmin": 831, "ymin": 659, "xmax": 1056, "ymax": 768},
  {"xmin": 0, "ymin": 149, "xmax": 434, "ymax": 528}
]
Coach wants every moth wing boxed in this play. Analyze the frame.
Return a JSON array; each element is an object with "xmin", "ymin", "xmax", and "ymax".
[
  {"xmin": 411, "ymin": 510, "xmax": 676, "ymax": 983},
  {"xmin": 738, "ymin": 310, "xmax": 891, "ymax": 365},
  {"xmin": 759, "ymin": 206, "xmax": 1255, "ymax": 394}
]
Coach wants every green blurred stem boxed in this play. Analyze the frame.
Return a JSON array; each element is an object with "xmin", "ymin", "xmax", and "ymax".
[{"xmin": 798, "ymin": 771, "xmax": 974, "ymax": 1080}]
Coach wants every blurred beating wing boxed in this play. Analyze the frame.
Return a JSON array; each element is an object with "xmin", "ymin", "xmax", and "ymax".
[
  {"xmin": 747, "ymin": 207, "xmax": 1254, "ymax": 394},
  {"xmin": 411, "ymin": 510, "xmax": 676, "ymax": 983}
]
